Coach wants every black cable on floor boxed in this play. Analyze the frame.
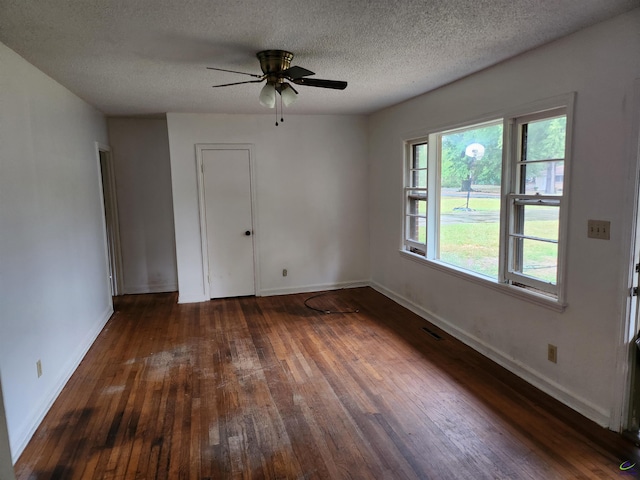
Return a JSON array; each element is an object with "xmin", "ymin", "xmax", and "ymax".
[{"xmin": 303, "ymin": 289, "xmax": 360, "ymax": 315}]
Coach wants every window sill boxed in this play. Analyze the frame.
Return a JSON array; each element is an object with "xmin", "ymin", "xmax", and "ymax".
[{"xmin": 398, "ymin": 250, "xmax": 567, "ymax": 312}]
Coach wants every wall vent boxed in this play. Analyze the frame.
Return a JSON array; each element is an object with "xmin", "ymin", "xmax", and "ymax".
[{"xmin": 421, "ymin": 327, "xmax": 442, "ymax": 340}]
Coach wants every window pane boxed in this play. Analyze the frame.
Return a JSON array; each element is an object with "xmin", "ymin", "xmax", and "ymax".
[
  {"xmin": 412, "ymin": 143, "xmax": 427, "ymax": 169},
  {"xmin": 519, "ymin": 160, "xmax": 564, "ymax": 195},
  {"xmin": 520, "ymin": 205, "xmax": 559, "ymax": 241},
  {"xmin": 524, "ymin": 116, "xmax": 566, "ymax": 161},
  {"xmin": 438, "ymin": 122, "xmax": 503, "ymax": 278},
  {"xmin": 407, "ymin": 197, "xmax": 426, "ymax": 216},
  {"xmin": 516, "ymin": 238, "xmax": 558, "ymax": 284},
  {"xmin": 411, "ymin": 169, "xmax": 427, "ymax": 188},
  {"xmin": 407, "ymin": 215, "xmax": 426, "ymax": 243},
  {"xmin": 439, "ymin": 216, "xmax": 500, "ymax": 277}
]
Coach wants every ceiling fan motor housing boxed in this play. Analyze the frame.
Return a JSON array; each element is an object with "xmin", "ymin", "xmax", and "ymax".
[{"xmin": 257, "ymin": 50, "xmax": 294, "ymax": 83}]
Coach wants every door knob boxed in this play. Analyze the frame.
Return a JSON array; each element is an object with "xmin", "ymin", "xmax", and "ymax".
[{"xmin": 245, "ymin": 230, "xmax": 251, "ymax": 236}]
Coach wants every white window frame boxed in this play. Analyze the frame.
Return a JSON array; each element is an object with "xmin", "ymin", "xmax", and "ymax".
[
  {"xmin": 503, "ymin": 107, "xmax": 568, "ymax": 298},
  {"xmin": 404, "ymin": 139, "xmax": 429, "ymax": 255},
  {"xmin": 401, "ymin": 94, "xmax": 574, "ymax": 309}
]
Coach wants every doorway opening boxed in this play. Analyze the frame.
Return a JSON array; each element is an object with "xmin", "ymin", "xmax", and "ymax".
[
  {"xmin": 96, "ymin": 143, "xmax": 123, "ymax": 297},
  {"xmin": 620, "ymin": 78, "xmax": 640, "ymax": 439}
]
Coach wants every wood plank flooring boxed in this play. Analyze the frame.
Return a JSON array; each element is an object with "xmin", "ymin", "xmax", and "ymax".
[{"xmin": 14, "ymin": 288, "xmax": 640, "ymax": 479}]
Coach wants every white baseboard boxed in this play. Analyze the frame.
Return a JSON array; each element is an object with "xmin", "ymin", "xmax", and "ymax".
[
  {"xmin": 123, "ymin": 283, "xmax": 178, "ymax": 294},
  {"xmin": 10, "ymin": 304, "xmax": 114, "ymax": 462},
  {"xmin": 176, "ymin": 281, "xmax": 370, "ymax": 304},
  {"xmin": 259, "ymin": 280, "xmax": 370, "ymax": 297},
  {"xmin": 177, "ymin": 292, "xmax": 208, "ymax": 304},
  {"xmin": 370, "ymin": 281, "xmax": 611, "ymax": 427}
]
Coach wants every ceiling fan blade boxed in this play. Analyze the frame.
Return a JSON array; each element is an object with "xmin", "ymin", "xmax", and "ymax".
[
  {"xmin": 212, "ymin": 79, "xmax": 265, "ymax": 88},
  {"xmin": 207, "ymin": 66, "xmax": 263, "ymax": 79},
  {"xmin": 281, "ymin": 65, "xmax": 314, "ymax": 79},
  {"xmin": 292, "ymin": 78, "xmax": 347, "ymax": 90}
]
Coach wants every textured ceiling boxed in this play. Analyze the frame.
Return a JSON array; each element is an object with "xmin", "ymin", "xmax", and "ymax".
[{"xmin": 1, "ymin": 0, "xmax": 637, "ymax": 116}]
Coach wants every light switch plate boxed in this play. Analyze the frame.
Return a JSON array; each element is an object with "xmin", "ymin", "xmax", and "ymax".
[{"xmin": 587, "ymin": 220, "xmax": 610, "ymax": 240}]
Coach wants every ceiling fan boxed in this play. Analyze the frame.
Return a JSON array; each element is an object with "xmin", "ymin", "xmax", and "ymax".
[{"xmin": 208, "ymin": 50, "xmax": 347, "ymax": 123}]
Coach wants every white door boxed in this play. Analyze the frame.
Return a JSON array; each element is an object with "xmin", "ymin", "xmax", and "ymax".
[{"xmin": 202, "ymin": 148, "xmax": 256, "ymax": 298}]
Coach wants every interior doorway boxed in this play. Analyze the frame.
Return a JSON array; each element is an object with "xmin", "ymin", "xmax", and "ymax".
[
  {"xmin": 96, "ymin": 143, "xmax": 123, "ymax": 296},
  {"xmin": 196, "ymin": 144, "xmax": 258, "ymax": 299},
  {"xmin": 621, "ymin": 78, "xmax": 640, "ymax": 437}
]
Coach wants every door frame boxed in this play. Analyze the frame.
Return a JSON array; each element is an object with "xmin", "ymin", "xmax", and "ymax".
[
  {"xmin": 95, "ymin": 142, "xmax": 124, "ymax": 297},
  {"xmin": 195, "ymin": 143, "xmax": 260, "ymax": 299},
  {"xmin": 613, "ymin": 78, "xmax": 640, "ymax": 432},
  {"xmin": 0, "ymin": 373, "xmax": 16, "ymax": 479}
]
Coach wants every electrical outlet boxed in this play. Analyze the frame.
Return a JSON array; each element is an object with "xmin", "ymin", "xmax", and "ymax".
[
  {"xmin": 587, "ymin": 220, "xmax": 610, "ymax": 240},
  {"xmin": 36, "ymin": 360, "xmax": 43, "ymax": 378},
  {"xmin": 547, "ymin": 344, "xmax": 557, "ymax": 364},
  {"xmin": 282, "ymin": 269, "xmax": 288, "ymax": 277}
]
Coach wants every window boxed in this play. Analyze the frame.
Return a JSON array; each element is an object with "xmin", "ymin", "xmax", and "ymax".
[
  {"xmin": 404, "ymin": 142, "xmax": 428, "ymax": 255},
  {"xmin": 506, "ymin": 109, "xmax": 567, "ymax": 296},
  {"xmin": 438, "ymin": 121, "xmax": 503, "ymax": 278},
  {"xmin": 403, "ymin": 100, "xmax": 571, "ymax": 303}
]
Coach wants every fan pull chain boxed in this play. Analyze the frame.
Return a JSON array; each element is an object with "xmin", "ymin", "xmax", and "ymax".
[
  {"xmin": 280, "ymin": 93, "xmax": 284, "ymax": 124},
  {"xmin": 275, "ymin": 97, "xmax": 279, "ymax": 126}
]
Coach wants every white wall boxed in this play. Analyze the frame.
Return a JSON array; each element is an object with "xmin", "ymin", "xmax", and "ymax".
[
  {"xmin": 0, "ymin": 42, "xmax": 111, "ymax": 460},
  {"xmin": 166, "ymin": 114, "xmax": 369, "ymax": 303},
  {"xmin": 368, "ymin": 9, "xmax": 640, "ymax": 427},
  {"xmin": 107, "ymin": 118, "xmax": 178, "ymax": 294}
]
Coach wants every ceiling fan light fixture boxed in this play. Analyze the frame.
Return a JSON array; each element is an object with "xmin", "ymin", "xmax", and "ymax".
[
  {"xmin": 278, "ymin": 83, "xmax": 298, "ymax": 107},
  {"xmin": 259, "ymin": 83, "xmax": 276, "ymax": 108},
  {"xmin": 209, "ymin": 50, "xmax": 347, "ymax": 122}
]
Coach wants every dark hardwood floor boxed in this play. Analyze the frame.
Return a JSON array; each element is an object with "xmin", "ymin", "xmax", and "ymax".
[{"xmin": 14, "ymin": 288, "xmax": 640, "ymax": 479}]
